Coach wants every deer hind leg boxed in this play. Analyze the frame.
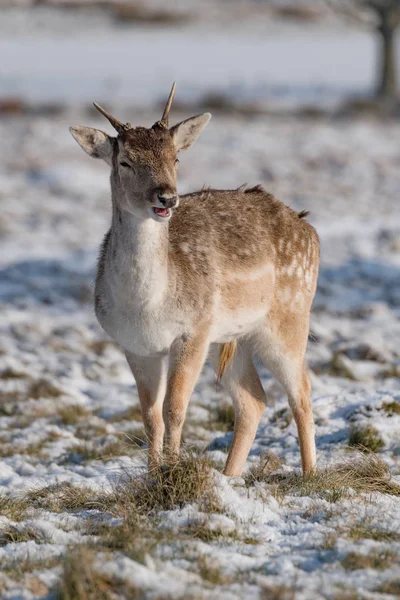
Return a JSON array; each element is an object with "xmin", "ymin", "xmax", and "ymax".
[
  {"xmin": 125, "ymin": 351, "xmax": 168, "ymax": 471},
  {"xmin": 209, "ymin": 342, "xmax": 267, "ymax": 477},
  {"xmin": 254, "ymin": 314, "xmax": 316, "ymax": 475},
  {"xmin": 163, "ymin": 329, "xmax": 210, "ymax": 461}
]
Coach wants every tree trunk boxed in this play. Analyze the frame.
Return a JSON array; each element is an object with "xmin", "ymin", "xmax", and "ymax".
[{"xmin": 376, "ymin": 12, "xmax": 397, "ymax": 100}]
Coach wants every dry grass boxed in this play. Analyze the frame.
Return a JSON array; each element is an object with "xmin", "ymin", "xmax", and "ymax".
[
  {"xmin": 0, "ymin": 493, "xmax": 30, "ymax": 522},
  {"xmin": 271, "ymin": 407, "xmax": 293, "ymax": 429},
  {"xmin": 2, "ymin": 556, "xmax": 61, "ymax": 580},
  {"xmin": 328, "ymin": 352, "xmax": 356, "ymax": 380},
  {"xmin": 0, "ymin": 525, "xmax": 45, "ymax": 546},
  {"xmin": 183, "ymin": 516, "xmax": 237, "ymax": 543},
  {"xmin": 0, "ymin": 431, "xmax": 61, "ymax": 459},
  {"xmin": 0, "ymin": 367, "xmax": 27, "ymax": 379},
  {"xmin": 198, "ymin": 555, "xmax": 231, "ymax": 586},
  {"xmin": 23, "ymin": 482, "xmax": 112, "ymax": 513},
  {"xmin": 347, "ymin": 520, "xmax": 400, "ymax": 542},
  {"xmin": 58, "ymin": 404, "xmax": 90, "ymax": 425},
  {"xmin": 246, "ymin": 452, "xmax": 400, "ymax": 501},
  {"xmin": 320, "ymin": 531, "xmax": 338, "ymax": 551},
  {"xmin": 381, "ymin": 400, "xmax": 400, "ymax": 415},
  {"xmin": 58, "ymin": 545, "xmax": 173, "ymax": 600},
  {"xmin": 348, "ymin": 424, "xmax": 384, "ymax": 452},
  {"xmin": 115, "ymin": 450, "xmax": 222, "ymax": 515},
  {"xmin": 105, "ymin": 405, "xmax": 142, "ymax": 423},
  {"xmin": 376, "ymin": 580, "xmax": 400, "ymax": 594},
  {"xmin": 245, "ymin": 451, "xmax": 283, "ymax": 486},
  {"xmin": 58, "ymin": 547, "xmax": 124, "ymax": 600},
  {"xmin": 112, "ymin": 3, "xmax": 189, "ymax": 25},
  {"xmin": 260, "ymin": 584, "xmax": 297, "ymax": 600},
  {"xmin": 28, "ymin": 378, "xmax": 64, "ymax": 399},
  {"xmin": 342, "ymin": 549, "xmax": 398, "ymax": 571},
  {"xmin": 209, "ymin": 402, "xmax": 235, "ymax": 432},
  {"xmin": 65, "ymin": 437, "xmax": 140, "ymax": 462}
]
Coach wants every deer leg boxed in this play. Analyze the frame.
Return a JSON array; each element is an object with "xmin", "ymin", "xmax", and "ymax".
[
  {"xmin": 289, "ymin": 367, "xmax": 316, "ymax": 475},
  {"xmin": 209, "ymin": 343, "xmax": 267, "ymax": 477},
  {"xmin": 254, "ymin": 316, "xmax": 316, "ymax": 475},
  {"xmin": 125, "ymin": 351, "xmax": 168, "ymax": 471},
  {"xmin": 163, "ymin": 330, "xmax": 210, "ymax": 461}
]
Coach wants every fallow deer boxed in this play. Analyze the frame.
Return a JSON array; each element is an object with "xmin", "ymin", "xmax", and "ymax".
[{"xmin": 70, "ymin": 83, "xmax": 320, "ymax": 477}]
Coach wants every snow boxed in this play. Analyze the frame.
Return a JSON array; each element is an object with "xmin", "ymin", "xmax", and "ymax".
[{"xmin": 1, "ymin": 3, "xmax": 400, "ymax": 599}]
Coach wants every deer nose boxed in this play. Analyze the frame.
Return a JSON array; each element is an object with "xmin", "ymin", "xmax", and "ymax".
[{"xmin": 157, "ymin": 194, "xmax": 178, "ymax": 209}]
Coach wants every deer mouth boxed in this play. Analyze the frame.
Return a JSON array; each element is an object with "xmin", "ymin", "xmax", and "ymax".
[{"xmin": 153, "ymin": 207, "xmax": 171, "ymax": 218}]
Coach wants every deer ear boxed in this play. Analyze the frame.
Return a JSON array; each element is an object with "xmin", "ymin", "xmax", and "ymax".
[
  {"xmin": 69, "ymin": 126, "xmax": 114, "ymax": 165},
  {"xmin": 170, "ymin": 113, "xmax": 211, "ymax": 151}
]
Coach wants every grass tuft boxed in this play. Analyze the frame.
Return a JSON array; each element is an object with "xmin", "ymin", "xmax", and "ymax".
[
  {"xmin": 246, "ymin": 452, "xmax": 400, "ymax": 500},
  {"xmin": 58, "ymin": 404, "xmax": 90, "ymax": 425},
  {"xmin": 342, "ymin": 549, "xmax": 397, "ymax": 571},
  {"xmin": 347, "ymin": 520, "xmax": 400, "ymax": 542},
  {"xmin": 381, "ymin": 400, "xmax": 400, "ymax": 415},
  {"xmin": 58, "ymin": 547, "xmax": 118, "ymax": 600},
  {"xmin": 0, "ymin": 525, "xmax": 44, "ymax": 546},
  {"xmin": 209, "ymin": 402, "xmax": 235, "ymax": 432},
  {"xmin": 29, "ymin": 378, "xmax": 64, "ymax": 399},
  {"xmin": 198, "ymin": 555, "xmax": 231, "ymax": 585},
  {"xmin": 348, "ymin": 424, "xmax": 384, "ymax": 452},
  {"xmin": 245, "ymin": 451, "xmax": 283, "ymax": 486},
  {"xmin": 0, "ymin": 493, "xmax": 30, "ymax": 522},
  {"xmin": 116, "ymin": 450, "xmax": 221, "ymax": 515},
  {"xmin": 23, "ymin": 482, "xmax": 112, "ymax": 513},
  {"xmin": 260, "ymin": 584, "xmax": 298, "ymax": 600},
  {"xmin": 376, "ymin": 580, "xmax": 400, "ymax": 594},
  {"xmin": 64, "ymin": 436, "xmax": 142, "ymax": 463},
  {"xmin": 105, "ymin": 405, "xmax": 142, "ymax": 423}
]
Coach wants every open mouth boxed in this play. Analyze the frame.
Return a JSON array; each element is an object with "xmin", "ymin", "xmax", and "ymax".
[{"xmin": 153, "ymin": 207, "xmax": 171, "ymax": 218}]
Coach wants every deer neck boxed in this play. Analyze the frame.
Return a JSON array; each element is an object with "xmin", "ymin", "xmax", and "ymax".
[{"xmin": 109, "ymin": 203, "xmax": 170, "ymax": 307}]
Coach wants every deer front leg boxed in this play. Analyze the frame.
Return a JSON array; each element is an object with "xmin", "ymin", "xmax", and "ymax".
[
  {"xmin": 125, "ymin": 351, "xmax": 168, "ymax": 471},
  {"xmin": 163, "ymin": 330, "xmax": 210, "ymax": 461}
]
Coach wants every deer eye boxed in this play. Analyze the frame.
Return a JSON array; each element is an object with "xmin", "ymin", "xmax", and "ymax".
[{"xmin": 120, "ymin": 161, "xmax": 131, "ymax": 168}]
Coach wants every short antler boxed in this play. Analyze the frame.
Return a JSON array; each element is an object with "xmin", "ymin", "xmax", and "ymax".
[
  {"xmin": 93, "ymin": 102, "xmax": 132, "ymax": 135},
  {"xmin": 160, "ymin": 82, "xmax": 176, "ymax": 128}
]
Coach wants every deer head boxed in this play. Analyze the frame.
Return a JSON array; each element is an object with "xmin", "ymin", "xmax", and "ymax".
[{"xmin": 70, "ymin": 83, "xmax": 211, "ymax": 223}]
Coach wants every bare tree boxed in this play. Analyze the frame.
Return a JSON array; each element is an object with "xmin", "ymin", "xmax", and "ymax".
[{"xmin": 330, "ymin": 0, "xmax": 400, "ymax": 100}]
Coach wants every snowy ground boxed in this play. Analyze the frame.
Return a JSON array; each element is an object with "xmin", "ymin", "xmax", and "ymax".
[
  {"xmin": 1, "ymin": 105, "xmax": 400, "ymax": 599},
  {"xmin": 1, "ymin": 3, "xmax": 400, "ymax": 599}
]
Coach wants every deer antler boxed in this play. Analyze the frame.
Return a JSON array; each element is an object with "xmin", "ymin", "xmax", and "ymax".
[
  {"xmin": 93, "ymin": 102, "xmax": 132, "ymax": 135},
  {"xmin": 160, "ymin": 82, "xmax": 176, "ymax": 128}
]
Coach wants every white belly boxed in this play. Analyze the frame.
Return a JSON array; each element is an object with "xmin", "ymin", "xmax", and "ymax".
[
  {"xmin": 97, "ymin": 304, "xmax": 182, "ymax": 356},
  {"xmin": 210, "ymin": 307, "xmax": 268, "ymax": 343}
]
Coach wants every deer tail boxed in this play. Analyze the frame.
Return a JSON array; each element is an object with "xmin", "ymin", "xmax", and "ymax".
[{"xmin": 217, "ymin": 340, "xmax": 237, "ymax": 382}]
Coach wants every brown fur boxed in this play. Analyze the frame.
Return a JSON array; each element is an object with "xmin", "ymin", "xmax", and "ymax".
[{"xmin": 70, "ymin": 100, "xmax": 320, "ymax": 477}]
